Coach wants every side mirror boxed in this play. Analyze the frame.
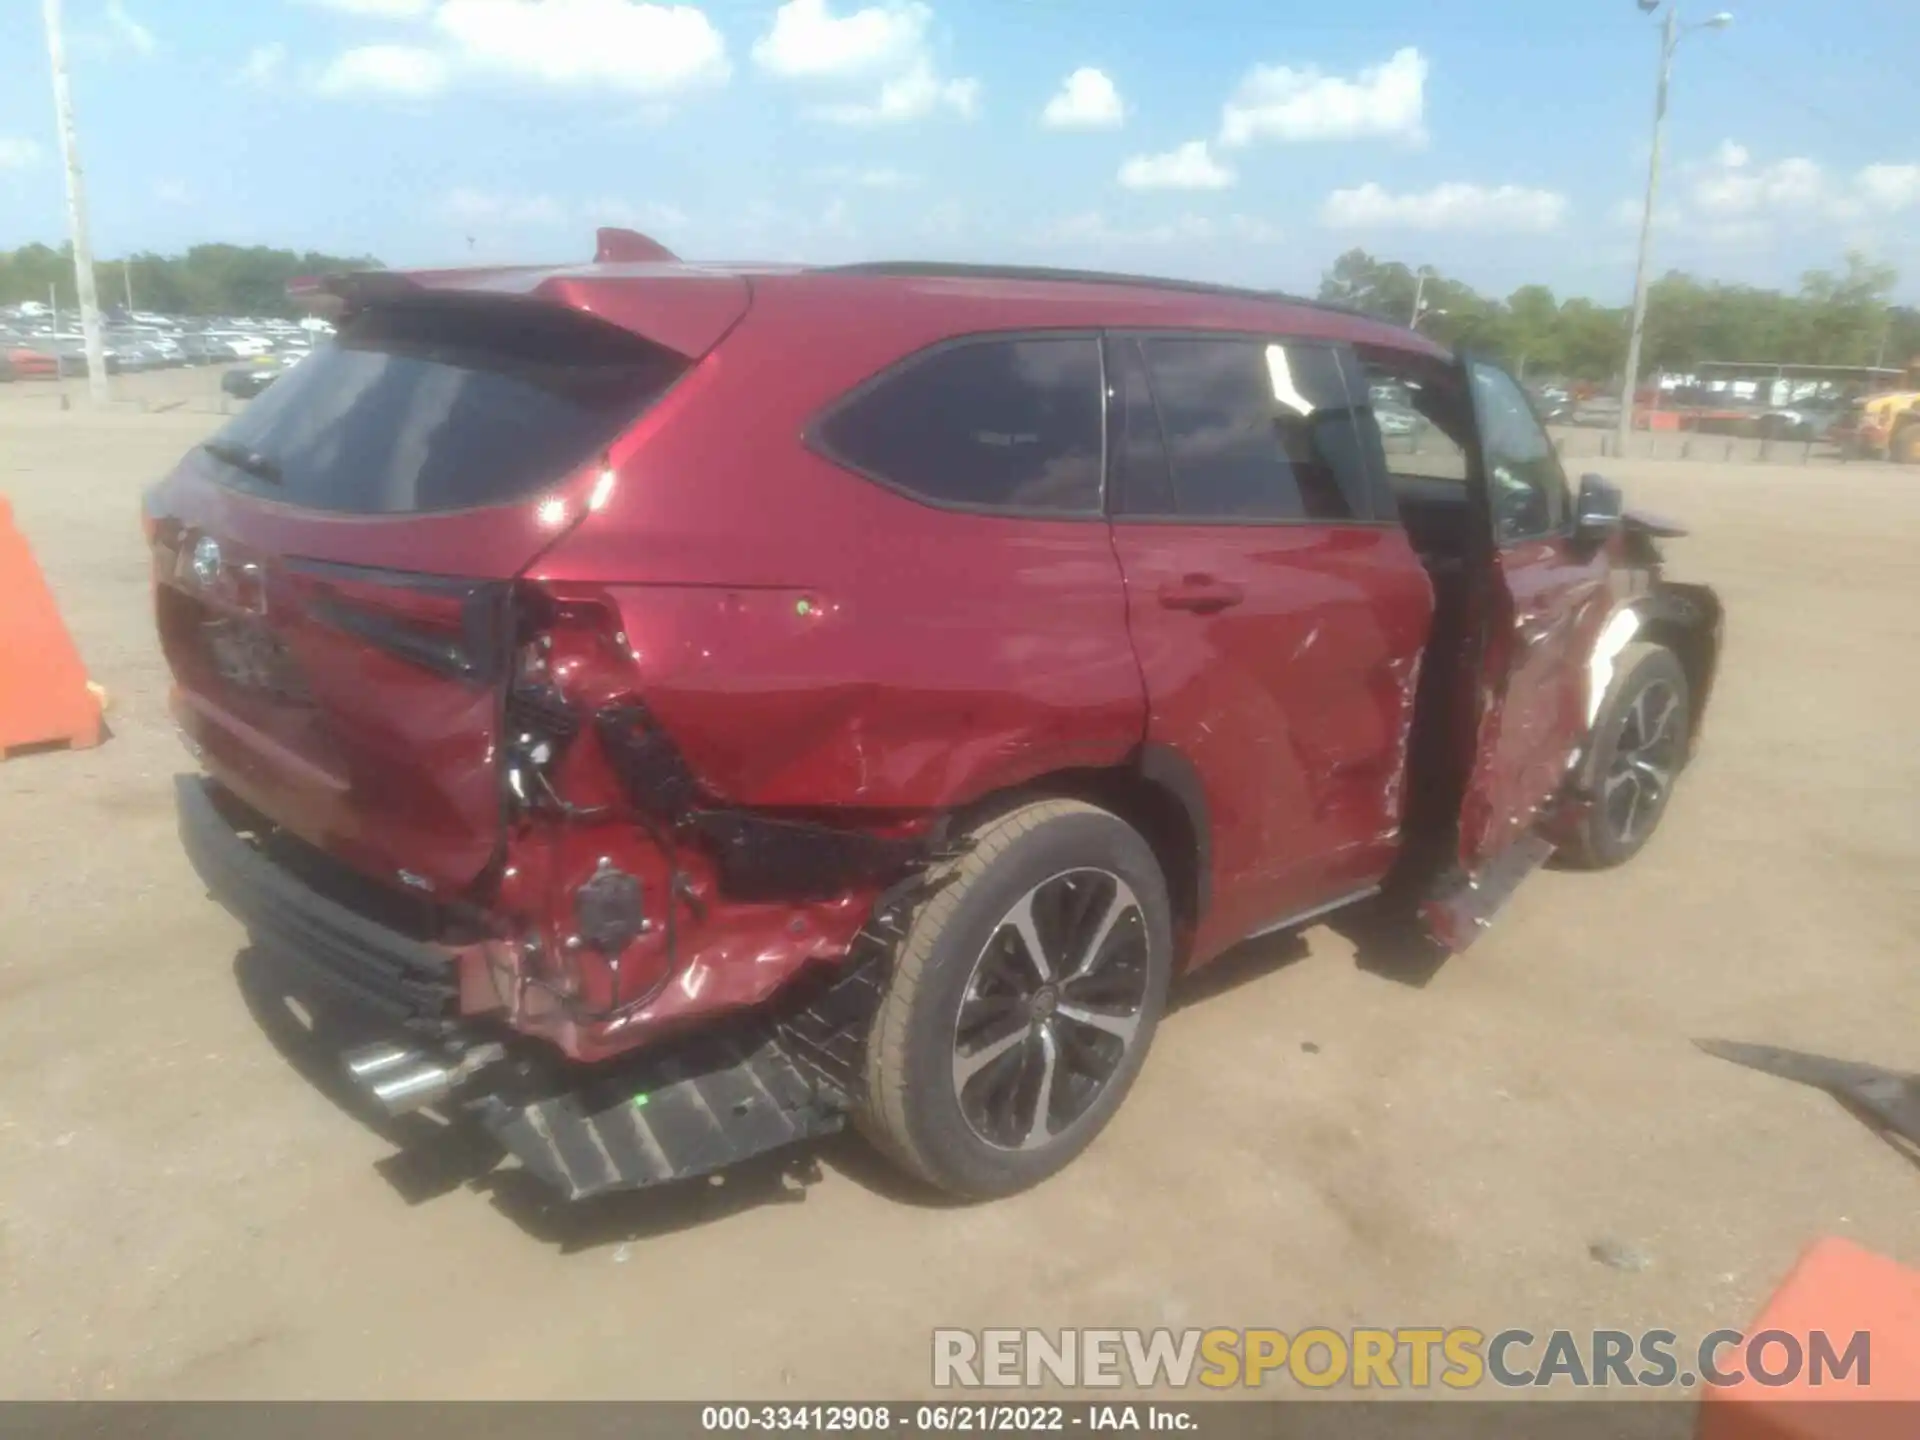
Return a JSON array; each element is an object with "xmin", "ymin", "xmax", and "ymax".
[{"xmin": 1574, "ymin": 472, "xmax": 1623, "ymax": 543}]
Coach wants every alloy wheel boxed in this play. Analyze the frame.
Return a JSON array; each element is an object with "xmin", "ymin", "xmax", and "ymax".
[
  {"xmin": 950, "ymin": 868, "xmax": 1150, "ymax": 1152},
  {"xmin": 1602, "ymin": 679, "xmax": 1683, "ymax": 846}
]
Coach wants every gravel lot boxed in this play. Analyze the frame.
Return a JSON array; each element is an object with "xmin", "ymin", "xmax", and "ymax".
[{"xmin": 2, "ymin": 369, "xmax": 1916, "ymax": 1400}]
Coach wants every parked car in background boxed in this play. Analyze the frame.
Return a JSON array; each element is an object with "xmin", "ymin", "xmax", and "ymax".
[
  {"xmin": 1753, "ymin": 403, "xmax": 1842, "ymax": 442},
  {"xmin": 43, "ymin": 338, "xmax": 122, "ymax": 377},
  {"xmin": 150, "ymin": 248, "xmax": 1723, "ymax": 1205},
  {"xmin": 220, "ymin": 353, "xmax": 299, "ymax": 399},
  {"xmin": 5, "ymin": 345, "xmax": 59, "ymax": 380},
  {"xmin": 177, "ymin": 334, "xmax": 224, "ymax": 365}
]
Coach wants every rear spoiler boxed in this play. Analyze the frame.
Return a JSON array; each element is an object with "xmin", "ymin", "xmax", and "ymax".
[
  {"xmin": 284, "ymin": 228, "xmax": 747, "ymax": 360},
  {"xmin": 288, "ymin": 228, "xmax": 682, "ymax": 320}
]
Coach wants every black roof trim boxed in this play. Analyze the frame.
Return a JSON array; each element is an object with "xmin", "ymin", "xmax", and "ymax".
[{"xmin": 817, "ymin": 260, "xmax": 1392, "ymax": 327}]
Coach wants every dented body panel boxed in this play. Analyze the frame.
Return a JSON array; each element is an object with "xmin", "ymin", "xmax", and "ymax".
[
  {"xmin": 1109, "ymin": 521, "xmax": 1433, "ymax": 964},
  {"xmin": 155, "ymin": 255, "xmax": 1719, "ymax": 1103}
]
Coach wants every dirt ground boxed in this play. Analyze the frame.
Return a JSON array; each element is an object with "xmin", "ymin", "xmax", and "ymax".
[{"xmin": 2, "ymin": 367, "xmax": 1916, "ymax": 1401}]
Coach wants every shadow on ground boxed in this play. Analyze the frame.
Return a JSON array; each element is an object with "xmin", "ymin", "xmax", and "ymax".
[
  {"xmin": 230, "ymin": 946, "xmax": 957, "ymax": 1252},
  {"xmin": 231, "ymin": 889, "xmax": 1461, "ymax": 1251}
]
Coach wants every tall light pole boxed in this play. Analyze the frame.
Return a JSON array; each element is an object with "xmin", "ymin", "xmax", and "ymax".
[
  {"xmin": 1616, "ymin": 4, "xmax": 1732, "ymax": 455},
  {"xmin": 41, "ymin": 0, "xmax": 109, "ymax": 405}
]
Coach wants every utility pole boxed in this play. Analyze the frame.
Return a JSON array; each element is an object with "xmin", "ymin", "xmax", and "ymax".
[
  {"xmin": 124, "ymin": 260, "xmax": 134, "ymax": 314},
  {"xmin": 1616, "ymin": 4, "xmax": 1732, "ymax": 456},
  {"xmin": 42, "ymin": 0, "xmax": 109, "ymax": 405},
  {"xmin": 1409, "ymin": 268, "xmax": 1428, "ymax": 328}
]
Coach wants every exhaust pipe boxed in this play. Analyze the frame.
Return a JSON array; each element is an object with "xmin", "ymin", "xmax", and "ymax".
[
  {"xmin": 369, "ymin": 1061, "xmax": 455, "ymax": 1116},
  {"xmin": 341, "ymin": 1039, "xmax": 507, "ymax": 1117},
  {"xmin": 343, "ymin": 1041, "xmax": 419, "ymax": 1081}
]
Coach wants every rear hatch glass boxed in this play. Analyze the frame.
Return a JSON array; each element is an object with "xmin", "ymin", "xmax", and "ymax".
[
  {"xmin": 156, "ymin": 297, "xmax": 691, "ymax": 892},
  {"xmin": 204, "ymin": 298, "xmax": 687, "ymax": 514}
]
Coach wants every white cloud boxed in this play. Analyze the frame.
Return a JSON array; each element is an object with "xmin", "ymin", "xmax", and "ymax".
[
  {"xmin": 152, "ymin": 178, "xmax": 191, "ymax": 205},
  {"xmin": 435, "ymin": 0, "xmax": 729, "ymax": 93},
  {"xmin": 1857, "ymin": 163, "xmax": 1920, "ymax": 212},
  {"xmin": 755, "ymin": 0, "xmax": 974, "ymax": 125},
  {"xmin": 106, "ymin": 0, "xmax": 156, "ymax": 54},
  {"xmin": 302, "ymin": 0, "xmax": 432, "ymax": 15},
  {"xmin": 440, "ymin": 188, "xmax": 567, "ymax": 226},
  {"xmin": 1672, "ymin": 145, "xmax": 1920, "ymax": 236},
  {"xmin": 1042, "ymin": 67, "xmax": 1123, "ymax": 129},
  {"xmin": 315, "ymin": 44, "xmax": 451, "ymax": 98},
  {"xmin": 1691, "ymin": 152, "xmax": 1823, "ymax": 218},
  {"xmin": 1118, "ymin": 140, "xmax": 1234, "ymax": 191},
  {"xmin": 752, "ymin": 0, "xmax": 926, "ymax": 78},
  {"xmin": 1036, "ymin": 211, "xmax": 1281, "ymax": 246},
  {"xmin": 812, "ymin": 59, "xmax": 977, "ymax": 123},
  {"xmin": 1220, "ymin": 47, "xmax": 1426, "ymax": 147},
  {"xmin": 584, "ymin": 197, "xmax": 690, "ymax": 231},
  {"xmin": 1321, "ymin": 181, "xmax": 1567, "ymax": 232},
  {"xmin": 811, "ymin": 164, "xmax": 917, "ymax": 188},
  {"xmin": 0, "ymin": 137, "xmax": 45, "ymax": 170},
  {"xmin": 238, "ymin": 43, "xmax": 288, "ymax": 86}
]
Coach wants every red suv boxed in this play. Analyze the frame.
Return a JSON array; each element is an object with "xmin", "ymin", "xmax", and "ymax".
[{"xmin": 148, "ymin": 234, "xmax": 1722, "ymax": 1202}]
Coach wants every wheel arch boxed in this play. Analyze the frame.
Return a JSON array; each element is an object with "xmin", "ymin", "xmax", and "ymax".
[
  {"xmin": 1575, "ymin": 581, "xmax": 1722, "ymax": 790},
  {"xmin": 1636, "ymin": 581, "xmax": 1723, "ymax": 754},
  {"xmin": 939, "ymin": 746, "xmax": 1209, "ymax": 950}
]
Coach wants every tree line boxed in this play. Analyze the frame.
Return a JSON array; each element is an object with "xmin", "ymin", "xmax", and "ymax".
[
  {"xmin": 6, "ymin": 237, "xmax": 1918, "ymax": 381},
  {"xmin": 1318, "ymin": 248, "xmax": 1920, "ymax": 383},
  {"xmin": 1, "ymin": 242, "xmax": 381, "ymax": 320}
]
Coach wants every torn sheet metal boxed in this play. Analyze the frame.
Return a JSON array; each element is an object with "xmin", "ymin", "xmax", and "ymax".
[{"xmin": 1695, "ymin": 1039, "xmax": 1920, "ymax": 1149}]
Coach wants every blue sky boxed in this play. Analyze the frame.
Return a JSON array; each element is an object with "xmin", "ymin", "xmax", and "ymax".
[{"xmin": 1, "ymin": 0, "xmax": 1916, "ymax": 303}]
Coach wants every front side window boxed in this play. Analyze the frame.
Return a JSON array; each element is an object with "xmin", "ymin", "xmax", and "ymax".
[
  {"xmin": 816, "ymin": 336, "xmax": 1104, "ymax": 514},
  {"xmin": 1470, "ymin": 360, "xmax": 1570, "ymax": 542},
  {"xmin": 1135, "ymin": 337, "xmax": 1363, "ymax": 521}
]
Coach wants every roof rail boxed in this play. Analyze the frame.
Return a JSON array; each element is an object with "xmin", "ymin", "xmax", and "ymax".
[{"xmin": 816, "ymin": 260, "xmax": 1382, "ymax": 324}]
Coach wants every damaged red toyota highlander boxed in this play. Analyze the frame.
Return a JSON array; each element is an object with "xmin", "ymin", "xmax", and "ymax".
[{"xmin": 148, "ymin": 234, "xmax": 1722, "ymax": 1202}]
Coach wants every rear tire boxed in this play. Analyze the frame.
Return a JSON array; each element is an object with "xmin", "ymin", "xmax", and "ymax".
[
  {"xmin": 856, "ymin": 799, "xmax": 1173, "ymax": 1199},
  {"xmin": 1557, "ymin": 644, "xmax": 1691, "ymax": 870},
  {"xmin": 1893, "ymin": 424, "xmax": 1920, "ymax": 466}
]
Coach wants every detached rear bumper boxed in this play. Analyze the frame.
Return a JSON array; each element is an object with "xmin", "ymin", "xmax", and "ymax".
[
  {"xmin": 178, "ymin": 773, "xmax": 861, "ymax": 1200},
  {"xmin": 177, "ymin": 774, "xmax": 463, "ymax": 1035}
]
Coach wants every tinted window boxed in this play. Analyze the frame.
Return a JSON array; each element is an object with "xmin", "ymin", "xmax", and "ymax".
[
  {"xmin": 1139, "ymin": 338, "xmax": 1362, "ymax": 521},
  {"xmin": 1469, "ymin": 360, "xmax": 1569, "ymax": 542},
  {"xmin": 1106, "ymin": 337, "xmax": 1175, "ymax": 515},
  {"xmin": 204, "ymin": 301, "xmax": 686, "ymax": 515},
  {"xmin": 1362, "ymin": 364, "xmax": 1472, "ymax": 486},
  {"xmin": 819, "ymin": 337, "xmax": 1103, "ymax": 513}
]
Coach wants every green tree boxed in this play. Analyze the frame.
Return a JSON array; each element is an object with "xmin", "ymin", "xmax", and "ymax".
[{"xmin": 0, "ymin": 241, "xmax": 382, "ymax": 316}]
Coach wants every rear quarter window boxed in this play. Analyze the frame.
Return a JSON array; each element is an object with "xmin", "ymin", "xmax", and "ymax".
[
  {"xmin": 201, "ymin": 300, "xmax": 686, "ymax": 515},
  {"xmin": 813, "ymin": 335, "xmax": 1104, "ymax": 515}
]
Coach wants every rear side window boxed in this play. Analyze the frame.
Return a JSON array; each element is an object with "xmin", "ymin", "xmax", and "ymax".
[
  {"xmin": 815, "ymin": 336, "xmax": 1104, "ymax": 514},
  {"xmin": 202, "ymin": 300, "xmax": 686, "ymax": 514},
  {"xmin": 1138, "ymin": 338, "xmax": 1366, "ymax": 521}
]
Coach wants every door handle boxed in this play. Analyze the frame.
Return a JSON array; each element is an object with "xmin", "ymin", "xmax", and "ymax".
[{"xmin": 1158, "ymin": 575, "xmax": 1245, "ymax": 614}]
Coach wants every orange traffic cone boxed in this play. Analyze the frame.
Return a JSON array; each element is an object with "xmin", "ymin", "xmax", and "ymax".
[
  {"xmin": 1697, "ymin": 1236, "xmax": 1920, "ymax": 1440},
  {"xmin": 0, "ymin": 494, "xmax": 104, "ymax": 759}
]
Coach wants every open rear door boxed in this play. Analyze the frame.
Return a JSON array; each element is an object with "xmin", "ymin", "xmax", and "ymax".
[{"xmin": 1421, "ymin": 357, "xmax": 1613, "ymax": 950}]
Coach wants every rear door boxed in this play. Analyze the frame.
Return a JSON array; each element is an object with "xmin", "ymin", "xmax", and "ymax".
[
  {"xmin": 148, "ymin": 293, "xmax": 707, "ymax": 897},
  {"xmin": 1104, "ymin": 333, "xmax": 1434, "ymax": 962},
  {"xmin": 1434, "ymin": 357, "xmax": 1614, "ymax": 941}
]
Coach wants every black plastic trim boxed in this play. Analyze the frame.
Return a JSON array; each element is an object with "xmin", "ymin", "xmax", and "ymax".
[{"xmin": 176, "ymin": 776, "xmax": 458, "ymax": 1033}]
